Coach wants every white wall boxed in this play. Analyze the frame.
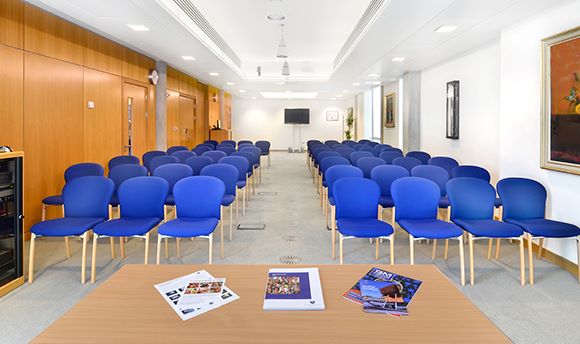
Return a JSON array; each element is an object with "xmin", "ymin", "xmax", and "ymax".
[
  {"xmin": 420, "ymin": 41, "xmax": 501, "ymax": 181},
  {"xmin": 231, "ymin": 98, "xmax": 349, "ymax": 150},
  {"xmin": 500, "ymin": 1, "xmax": 580, "ymax": 263}
]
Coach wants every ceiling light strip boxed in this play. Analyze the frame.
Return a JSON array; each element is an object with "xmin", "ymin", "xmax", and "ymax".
[{"xmin": 333, "ymin": 0, "xmax": 390, "ymax": 70}]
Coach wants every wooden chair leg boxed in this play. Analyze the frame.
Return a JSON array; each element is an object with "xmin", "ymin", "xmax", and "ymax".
[
  {"xmin": 527, "ymin": 233, "xmax": 534, "ymax": 285},
  {"xmin": 487, "ymin": 239, "xmax": 493, "ymax": 260},
  {"xmin": 235, "ymin": 190, "xmax": 239, "ymax": 226},
  {"xmin": 432, "ymin": 239, "xmax": 437, "ymax": 260},
  {"xmin": 229, "ymin": 204, "xmax": 233, "ymax": 241},
  {"xmin": 61, "ymin": 205, "xmax": 65, "ymax": 217},
  {"xmin": 444, "ymin": 239, "xmax": 449, "ymax": 260},
  {"xmin": 28, "ymin": 234, "xmax": 36, "ymax": 283},
  {"xmin": 41, "ymin": 204, "xmax": 46, "ymax": 221},
  {"xmin": 494, "ymin": 238, "xmax": 501, "ymax": 260},
  {"xmin": 409, "ymin": 235, "xmax": 415, "ymax": 265},
  {"xmin": 109, "ymin": 237, "xmax": 115, "ymax": 259},
  {"xmin": 176, "ymin": 238, "xmax": 181, "ymax": 259},
  {"xmin": 208, "ymin": 233, "xmax": 213, "ymax": 265},
  {"xmin": 389, "ymin": 234, "xmax": 394, "ymax": 265},
  {"xmin": 220, "ymin": 207, "xmax": 224, "ymax": 259},
  {"xmin": 164, "ymin": 238, "xmax": 169, "ymax": 258},
  {"xmin": 519, "ymin": 237, "xmax": 525, "ymax": 286},
  {"xmin": 90, "ymin": 234, "xmax": 98, "ymax": 284},
  {"xmin": 144, "ymin": 232, "xmax": 150, "ymax": 264},
  {"xmin": 156, "ymin": 235, "xmax": 162, "ymax": 264},
  {"xmin": 375, "ymin": 237, "xmax": 379, "ymax": 260},
  {"xmin": 468, "ymin": 234, "xmax": 475, "ymax": 285},
  {"xmin": 120, "ymin": 237, "xmax": 125, "ymax": 259},
  {"xmin": 577, "ymin": 237, "xmax": 580, "ymax": 284},
  {"xmin": 243, "ymin": 187, "xmax": 246, "ymax": 216},
  {"xmin": 459, "ymin": 235, "xmax": 465, "ymax": 286},
  {"xmin": 64, "ymin": 237, "xmax": 71, "ymax": 259},
  {"xmin": 537, "ymin": 238, "xmax": 544, "ymax": 259},
  {"xmin": 331, "ymin": 206, "xmax": 336, "ymax": 260},
  {"xmin": 339, "ymin": 234, "xmax": 344, "ymax": 265}
]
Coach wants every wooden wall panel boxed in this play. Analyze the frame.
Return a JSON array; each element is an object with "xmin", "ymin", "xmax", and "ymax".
[
  {"xmin": 166, "ymin": 90, "xmax": 180, "ymax": 147},
  {"xmin": 179, "ymin": 95, "xmax": 195, "ymax": 148},
  {"xmin": 223, "ymin": 92, "xmax": 232, "ymax": 131},
  {"xmin": 23, "ymin": 53, "xmax": 84, "ymax": 230},
  {"xmin": 84, "ymin": 32, "xmax": 123, "ymax": 76},
  {"xmin": 179, "ymin": 73, "xmax": 197, "ymax": 96},
  {"xmin": 83, "ymin": 68, "xmax": 122, "ymax": 169},
  {"xmin": 24, "ymin": 4, "xmax": 85, "ymax": 65},
  {"xmin": 121, "ymin": 47, "xmax": 154, "ymax": 83},
  {"xmin": 0, "ymin": 45, "xmax": 24, "ymax": 150},
  {"xmin": 167, "ymin": 67, "xmax": 180, "ymax": 91},
  {"xmin": 147, "ymin": 85, "xmax": 157, "ymax": 152},
  {"xmin": 196, "ymin": 84, "xmax": 209, "ymax": 144},
  {"xmin": 0, "ymin": 0, "xmax": 24, "ymax": 48},
  {"xmin": 207, "ymin": 85, "xmax": 220, "ymax": 129}
]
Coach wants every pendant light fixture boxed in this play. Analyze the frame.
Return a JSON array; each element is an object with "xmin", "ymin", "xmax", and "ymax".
[
  {"xmin": 281, "ymin": 60, "xmax": 290, "ymax": 76},
  {"xmin": 276, "ymin": 24, "xmax": 288, "ymax": 59}
]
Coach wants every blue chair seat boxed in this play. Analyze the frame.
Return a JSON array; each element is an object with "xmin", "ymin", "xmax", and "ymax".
[
  {"xmin": 336, "ymin": 219, "xmax": 394, "ymax": 238},
  {"xmin": 222, "ymin": 194, "xmax": 235, "ymax": 206},
  {"xmin": 494, "ymin": 197, "xmax": 503, "ymax": 208},
  {"xmin": 158, "ymin": 218, "xmax": 219, "ymax": 237},
  {"xmin": 454, "ymin": 219, "xmax": 523, "ymax": 238},
  {"xmin": 504, "ymin": 218, "xmax": 580, "ymax": 238},
  {"xmin": 109, "ymin": 194, "xmax": 119, "ymax": 207},
  {"xmin": 398, "ymin": 219, "xmax": 463, "ymax": 239},
  {"xmin": 379, "ymin": 196, "xmax": 394, "ymax": 208},
  {"xmin": 236, "ymin": 180, "xmax": 246, "ymax": 188},
  {"xmin": 165, "ymin": 194, "xmax": 175, "ymax": 206},
  {"xmin": 42, "ymin": 195, "xmax": 63, "ymax": 205},
  {"xmin": 438, "ymin": 197, "xmax": 450, "ymax": 208},
  {"xmin": 93, "ymin": 217, "xmax": 163, "ymax": 237},
  {"xmin": 31, "ymin": 217, "xmax": 106, "ymax": 237}
]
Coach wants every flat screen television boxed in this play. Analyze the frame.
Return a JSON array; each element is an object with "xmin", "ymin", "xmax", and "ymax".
[{"xmin": 284, "ymin": 108, "xmax": 310, "ymax": 124}]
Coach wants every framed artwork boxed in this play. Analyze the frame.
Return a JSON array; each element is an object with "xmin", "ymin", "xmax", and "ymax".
[
  {"xmin": 326, "ymin": 110, "xmax": 339, "ymax": 121},
  {"xmin": 383, "ymin": 92, "xmax": 396, "ymax": 128},
  {"xmin": 541, "ymin": 26, "xmax": 580, "ymax": 175},
  {"xmin": 446, "ymin": 80, "xmax": 460, "ymax": 140}
]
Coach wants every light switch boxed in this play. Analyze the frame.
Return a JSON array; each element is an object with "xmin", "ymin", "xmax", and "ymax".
[{"xmin": 87, "ymin": 101, "xmax": 95, "ymax": 109}]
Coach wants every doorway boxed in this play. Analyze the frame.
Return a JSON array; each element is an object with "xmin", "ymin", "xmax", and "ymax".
[{"xmin": 122, "ymin": 83, "xmax": 148, "ymax": 159}]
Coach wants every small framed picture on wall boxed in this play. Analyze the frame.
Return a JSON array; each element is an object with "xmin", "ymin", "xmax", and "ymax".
[{"xmin": 326, "ymin": 110, "xmax": 339, "ymax": 121}]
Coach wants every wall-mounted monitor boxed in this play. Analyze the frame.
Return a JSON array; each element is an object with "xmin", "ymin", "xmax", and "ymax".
[{"xmin": 284, "ymin": 108, "xmax": 310, "ymax": 124}]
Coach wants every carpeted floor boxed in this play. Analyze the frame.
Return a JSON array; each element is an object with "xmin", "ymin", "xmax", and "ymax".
[{"xmin": 1, "ymin": 152, "xmax": 579, "ymax": 343}]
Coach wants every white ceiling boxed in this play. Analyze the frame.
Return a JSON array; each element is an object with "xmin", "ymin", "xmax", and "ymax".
[{"xmin": 26, "ymin": 0, "xmax": 572, "ymax": 100}]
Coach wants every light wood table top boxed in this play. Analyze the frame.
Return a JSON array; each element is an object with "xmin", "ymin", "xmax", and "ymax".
[{"xmin": 34, "ymin": 264, "xmax": 509, "ymax": 343}]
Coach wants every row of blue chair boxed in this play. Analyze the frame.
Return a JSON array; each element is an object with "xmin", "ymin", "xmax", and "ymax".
[{"xmin": 165, "ymin": 140, "xmax": 272, "ymax": 167}]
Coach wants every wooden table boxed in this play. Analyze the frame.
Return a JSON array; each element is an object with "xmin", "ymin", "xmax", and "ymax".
[{"xmin": 34, "ymin": 264, "xmax": 509, "ymax": 343}]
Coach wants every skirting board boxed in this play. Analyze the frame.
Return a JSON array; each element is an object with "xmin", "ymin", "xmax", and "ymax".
[{"xmin": 524, "ymin": 238, "xmax": 579, "ymax": 278}]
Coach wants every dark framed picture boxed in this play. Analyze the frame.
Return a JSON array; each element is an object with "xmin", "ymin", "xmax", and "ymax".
[
  {"xmin": 541, "ymin": 26, "xmax": 580, "ymax": 175},
  {"xmin": 446, "ymin": 80, "xmax": 460, "ymax": 140},
  {"xmin": 383, "ymin": 92, "xmax": 395, "ymax": 128}
]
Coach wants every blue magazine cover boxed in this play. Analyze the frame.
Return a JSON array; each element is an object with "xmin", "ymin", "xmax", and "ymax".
[
  {"xmin": 360, "ymin": 279, "xmax": 409, "ymax": 316},
  {"xmin": 265, "ymin": 272, "xmax": 312, "ymax": 300}
]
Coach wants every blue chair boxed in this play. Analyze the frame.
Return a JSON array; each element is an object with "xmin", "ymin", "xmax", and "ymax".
[
  {"xmin": 148, "ymin": 155, "xmax": 179, "ymax": 174},
  {"xmin": 315, "ymin": 151, "xmax": 341, "ymax": 188},
  {"xmin": 382, "ymin": 147, "xmax": 403, "ymax": 155},
  {"xmin": 429, "ymin": 156, "xmax": 459, "ymax": 176},
  {"xmin": 231, "ymin": 151, "xmax": 256, "ymax": 200},
  {"xmin": 240, "ymin": 146, "xmax": 263, "ymax": 184},
  {"xmin": 108, "ymin": 155, "xmax": 140, "ymax": 171},
  {"xmin": 201, "ymin": 164, "xmax": 238, "ymax": 242},
  {"xmin": 353, "ymin": 144, "xmax": 368, "ymax": 151},
  {"xmin": 356, "ymin": 157, "xmax": 386, "ymax": 179},
  {"xmin": 157, "ymin": 176, "xmax": 225, "ymax": 264},
  {"xmin": 335, "ymin": 147, "xmax": 355, "ymax": 160},
  {"xmin": 447, "ymin": 178, "xmax": 525, "ymax": 285},
  {"xmin": 192, "ymin": 146, "xmax": 212, "ymax": 156},
  {"xmin": 342, "ymin": 140, "xmax": 356, "ymax": 146},
  {"xmin": 29, "ymin": 176, "xmax": 114, "ymax": 283},
  {"xmin": 184, "ymin": 156, "xmax": 214, "ymax": 176},
  {"xmin": 310, "ymin": 146, "xmax": 331, "ymax": 173},
  {"xmin": 393, "ymin": 156, "xmax": 422, "ymax": 173},
  {"xmin": 411, "ymin": 165, "xmax": 451, "ymax": 210},
  {"xmin": 319, "ymin": 156, "xmax": 351, "ymax": 214},
  {"xmin": 406, "ymin": 151, "xmax": 431, "ymax": 164},
  {"xmin": 368, "ymin": 142, "xmax": 380, "ymax": 147},
  {"xmin": 324, "ymin": 140, "xmax": 340, "ymax": 147},
  {"xmin": 333, "ymin": 178, "xmax": 394, "ymax": 264},
  {"xmin": 216, "ymin": 146, "xmax": 236, "ymax": 156},
  {"xmin": 451, "ymin": 165, "xmax": 491, "ymax": 182},
  {"xmin": 221, "ymin": 140, "xmax": 237, "ymax": 148},
  {"xmin": 391, "ymin": 177, "xmax": 465, "ymax": 285},
  {"xmin": 370, "ymin": 165, "xmax": 409, "ymax": 227},
  {"xmin": 216, "ymin": 143, "xmax": 235, "ymax": 149},
  {"xmin": 358, "ymin": 146, "xmax": 375, "ymax": 154},
  {"xmin": 108, "ymin": 164, "xmax": 148, "ymax": 208},
  {"xmin": 171, "ymin": 150, "xmax": 196, "ymax": 163},
  {"xmin": 219, "ymin": 156, "xmax": 250, "ymax": 217},
  {"xmin": 142, "ymin": 151, "xmax": 167, "ymax": 172},
  {"xmin": 41, "ymin": 162, "xmax": 105, "ymax": 221},
  {"xmin": 202, "ymin": 150, "xmax": 227, "ymax": 163},
  {"xmin": 238, "ymin": 140, "xmax": 253, "ymax": 146},
  {"xmin": 167, "ymin": 146, "xmax": 188, "ymax": 155},
  {"xmin": 331, "ymin": 144, "xmax": 349, "ymax": 151},
  {"xmin": 153, "ymin": 163, "xmax": 193, "ymax": 218},
  {"xmin": 204, "ymin": 140, "xmax": 219, "ymax": 148},
  {"xmin": 91, "ymin": 177, "xmax": 169, "ymax": 283},
  {"xmin": 358, "ymin": 139, "xmax": 372, "ymax": 145},
  {"xmin": 349, "ymin": 151, "xmax": 374, "ymax": 165},
  {"xmin": 237, "ymin": 149, "xmax": 261, "ymax": 192},
  {"xmin": 256, "ymin": 140, "xmax": 271, "ymax": 167},
  {"xmin": 497, "ymin": 178, "xmax": 580, "ymax": 284},
  {"xmin": 379, "ymin": 150, "xmax": 403, "ymax": 164}
]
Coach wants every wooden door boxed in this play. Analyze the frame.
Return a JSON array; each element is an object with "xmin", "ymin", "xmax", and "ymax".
[
  {"xmin": 166, "ymin": 90, "xmax": 180, "ymax": 147},
  {"xmin": 122, "ymin": 83, "xmax": 148, "ymax": 160},
  {"xmin": 179, "ymin": 95, "xmax": 195, "ymax": 148}
]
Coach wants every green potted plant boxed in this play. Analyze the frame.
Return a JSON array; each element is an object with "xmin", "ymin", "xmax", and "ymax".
[{"xmin": 345, "ymin": 108, "xmax": 355, "ymax": 140}]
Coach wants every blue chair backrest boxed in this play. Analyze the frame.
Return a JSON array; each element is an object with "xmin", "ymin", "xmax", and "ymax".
[
  {"xmin": 353, "ymin": 144, "xmax": 368, "ymax": 151},
  {"xmin": 447, "ymin": 178, "xmax": 496, "ymax": 221},
  {"xmin": 192, "ymin": 146, "xmax": 212, "ymax": 156},
  {"xmin": 171, "ymin": 150, "xmax": 196, "ymax": 163},
  {"xmin": 325, "ymin": 165, "xmax": 364, "ymax": 198},
  {"xmin": 429, "ymin": 156, "xmax": 459, "ymax": 176},
  {"xmin": 149, "ymin": 155, "xmax": 179, "ymax": 174},
  {"xmin": 240, "ymin": 146, "xmax": 262, "ymax": 158},
  {"xmin": 324, "ymin": 140, "xmax": 340, "ymax": 147},
  {"xmin": 406, "ymin": 151, "xmax": 431, "ymax": 164},
  {"xmin": 358, "ymin": 146, "xmax": 375, "ymax": 154},
  {"xmin": 216, "ymin": 143, "xmax": 235, "ymax": 149},
  {"xmin": 342, "ymin": 140, "xmax": 356, "ymax": 147},
  {"xmin": 118, "ymin": 176, "xmax": 168, "ymax": 219},
  {"xmin": 184, "ymin": 156, "xmax": 214, "ymax": 176},
  {"xmin": 153, "ymin": 163, "xmax": 193, "ymax": 195},
  {"xmin": 63, "ymin": 176, "xmax": 114, "ymax": 218},
  {"xmin": 311, "ymin": 145, "xmax": 331, "ymax": 157},
  {"xmin": 320, "ymin": 157, "xmax": 351, "ymax": 177},
  {"xmin": 108, "ymin": 164, "xmax": 148, "ymax": 194},
  {"xmin": 370, "ymin": 165, "xmax": 409, "ymax": 198},
  {"xmin": 307, "ymin": 139, "xmax": 322, "ymax": 147},
  {"xmin": 142, "ymin": 151, "xmax": 167, "ymax": 171},
  {"xmin": 204, "ymin": 140, "xmax": 219, "ymax": 148},
  {"xmin": 315, "ymin": 151, "xmax": 341, "ymax": 165},
  {"xmin": 356, "ymin": 157, "xmax": 386, "ymax": 178},
  {"xmin": 383, "ymin": 147, "xmax": 403, "ymax": 155},
  {"xmin": 167, "ymin": 146, "xmax": 188, "ymax": 155},
  {"xmin": 411, "ymin": 165, "xmax": 450, "ymax": 197},
  {"xmin": 451, "ymin": 165, "xmax": 491, "ymax": 182},
  {"xmin": 335, "ymin": 147, "xmax": 355, "ymax": 159},
  {"xmin": 368, "ymin": 142, "xmax": 380, "ymax": 147},
  {"xmin": 216, "ymin": 146, "xmax": 236, "ymax": 156},
  {"xmin": 333, "ymin": 177, "xmax": 380, "ymax": 220},
  {"xmin": 108, "ymin": 155, "xmax": 140, "ymax": 171},
  {"xmin": 497, "ymin": 178, "xmax": 546, "ymax": 220},
  {"xmin": 230, "ymin": 152, "xmax": 255, "ymax": 173},
  {"xmin": 64, "ymin": 163, "xmax": 105, "ymax": 182},
  {"xmin": 255, "ymin": 141, "xmax": 271, "ymax": 154},
  {"xmin": 221, "ymin": 140, "xmax": 236, "ymax": 148},
  {"xmin": 349, "ymin": 151, "xmax": 374, "ymax": 165},
  {"xmin": 238, "ymin": 140, "xmax": 253, "ymax": 146},
  {"xmin": 391, "ymin": 177, "xmax": 440, "ymax": 221},
  {"xmin": 201, "ymin": 164, "xmax": 238, "ymax": 196},
  {"xmin": 202, "ymin": 150, "xmax": 227, "ymax": 163},
  {"xmin": 174, "ymin": 176, "xmax": 224, "ymax": 219},
  {"xmin": 358, "ymin": 139, "xmax": 372, "ymax": 145},
  {"xmin": 393, "ymin": 156, "xmax": 422, "ymax": 173},
  {"xmin": 379, "ymin": 150, "xmax": 403, "ymax": 164},
  {"xmin": 237, "ymin": 149, "xmax": 260, "ymax": 167},
  {"xmin": 219, "ymin": 156, "xmax": 250, "ymax": 182}
]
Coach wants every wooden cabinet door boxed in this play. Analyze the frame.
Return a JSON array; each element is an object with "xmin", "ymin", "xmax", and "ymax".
[
  {"xmin": 179, "ymin": 95, "xmax": 195, "ymax": 148},
  {"xmin": 122, "ymin": 83, "xmax": 148, "ymax": 160}
]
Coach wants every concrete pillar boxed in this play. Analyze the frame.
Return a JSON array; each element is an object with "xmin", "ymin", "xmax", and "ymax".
[
  {"xmin": 155, "ymin": 61, "xmax": 167, "ymax": 150},
  {"xmin": 401, "ymin": 72, "xmax": 421, "ymax": 152}
]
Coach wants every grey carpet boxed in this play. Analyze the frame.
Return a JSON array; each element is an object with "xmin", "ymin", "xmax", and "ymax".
[{"xmin": 1, "ymin": 152, "xmax": 579, "ymax": 343}]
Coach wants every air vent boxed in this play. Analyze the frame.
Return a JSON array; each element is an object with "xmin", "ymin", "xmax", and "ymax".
[
  {"xmin": 279, "ymin": 255, "xmax": 302, "ymax": 264},
  {"xmin": 334, "ymin": 0, "xmax": 389, "ymax": 69}
]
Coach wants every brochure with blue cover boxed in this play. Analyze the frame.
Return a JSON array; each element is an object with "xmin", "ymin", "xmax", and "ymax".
[{"xmin": 263, "ymin": 268, "xmax": 325, "ymax": 311}]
